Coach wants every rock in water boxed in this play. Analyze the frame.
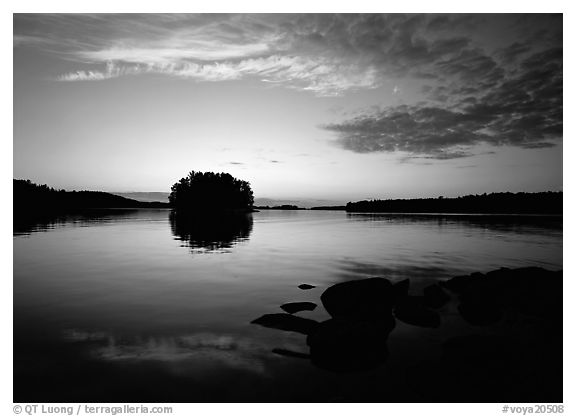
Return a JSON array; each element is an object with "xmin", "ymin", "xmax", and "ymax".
[
  {"xmin": 320, "ymin": 277, "xmax": 396, "ymax": 322},
  {"xmin": 298, "ymin": 284, "xmax": 316, "ymax": 290},
  {"xmin": 440, "ymin": 272, "xmax": 485, "ymax": 293},
  {"xmin": 392, "ymin": 278, "xmax": 410, "ymax": 302},
  {"xmin": 394, "ymin": 296, "xmax": 441, "ymax": 328},
  {"xmin": 422, "ymin": 284, "xmax": 450, "ymax": 309},
  {"xmin": 484, "ymin": 267, "xmax": 562, "ymax": 321},
  {"xmin": 454, "ymin": 267, "xmax": 562, "ymax": 325},
  {"xmin": 457, "ymin": 301, "xmax": 503, "ymax": 326},
  {"xmin": 456, "ymin": 273, "xmax": 504, "ymax": 326},
  {"xmin": 280, "ymin": 302, "xmax": 317, "ymax": 314},
  {"xmin": 251, "ymin": 313, "xmax": 319, "ymax": 335},
  {"xmin": 306, "ymin": 317, "xmax": 393, "ymax": 372}
]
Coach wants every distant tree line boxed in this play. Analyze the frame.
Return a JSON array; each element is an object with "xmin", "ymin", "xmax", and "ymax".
[
  {"xmin": 254, "ymin": 204, "xmax": 305, "ymax": 210},
  {"xmin": 13, "ymin": 179, "xmax": 167, "ymax": 213},
  {"xmin": 169, "ymin": 171, "xmax": 254, "ymax": 212},
  {"xmin": 310, "ymin": 206, "xmax": 347, "ymax": 211},
  {"xmin": 345, "ymin": 192, "xmax": 562, "ymax": 214}
]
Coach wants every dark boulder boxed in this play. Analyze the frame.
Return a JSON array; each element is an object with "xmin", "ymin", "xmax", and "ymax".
[
  {"xmin": 280, "ymin": 302, "xmax": 317, "ymax": 314},
  {"xmin": 456, "ymin": 272, "xmax": 504, "ymax": 326},
  {"xmin": 306, "ymin": 317, "xmax": 393, "ymax": 372},
  {"xmin": 484, "ymin": 267, "xmax": 562, "ymax": 320},
  {"xmin": 440, "ymin": 272, "xmax": 485, "ymax": 293},
  {"xmin": 457, "ymin": 300, "xmax": 503, "ymax": 326},
  {"xmin": 394, "ymin": 296, "xmax": 441, "ymax": 328},
  {"xmin": 456, "ymin": 267, "xmax": 562, "ymax": 325},
  {"xmin": 422, "ymin": 284, "xmax": 450, "ymax": 309},
  {"xmin": 320, "ymin": 277, "xmax": 396, "ymax": 322},
  {"xmin": 251, "ymin": 313, "xmax": 319, "ymax": 335},
  {"xmin": 392, "ymin": 278, "xmax": 410, "ymax": 302}
]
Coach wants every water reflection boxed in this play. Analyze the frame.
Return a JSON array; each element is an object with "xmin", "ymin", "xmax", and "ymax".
[
  {"xmin": 13, "ymin": 209, "xmax": 140, "ymax": 236},
  {"xmin": 346, "ymin": 213, "xmax": 562, "ymax": 237},
  {"xmin": 63, "ymin": 330, "xmax": 269, "ymax": 375},
  {"xmin": 14, "ymin": 210, "xmax": 563, "ymax": 402},
  {"xmin": 169, "ymin": 211, "xmax": 253, "ymax": 253}
]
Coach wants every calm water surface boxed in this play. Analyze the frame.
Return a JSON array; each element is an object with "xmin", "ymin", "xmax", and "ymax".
[{"xmin": 13, "ymin": 209, "xmax": 562, "ymax": 402}]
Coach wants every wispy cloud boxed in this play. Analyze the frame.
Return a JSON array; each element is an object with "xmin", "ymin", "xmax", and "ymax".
[
  {"xmin": 77, "ymin": 40, "xmax": 271, "ymax": 64},
  {"xmin": 13, "ymin": 34, "xmax": 55, "ymax": 47},
  {"xmin": 57, "ymin": 54, "xmax": 380, "ymax": 96},
  {"xmin": 11, "ymin": 14, "xmax": 481, "ymax": 95},
  {"xmin": 16, "ymin": 14, "xmax": 563, "ymax": 160}
]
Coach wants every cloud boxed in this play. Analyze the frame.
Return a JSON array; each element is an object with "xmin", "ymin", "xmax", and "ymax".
[
  {"xmin": 58, "ymin": 61, "xmax": 141, "ymax": 81},
  {"xmin": 324, "ymin": 106, "xmax": 483, "ymax": 159},
  {"xmin": 318, "ymin": 14, "xmax": 562, "ymax": 159},
  {"xmin": 57, "ymin": 54, "xmax": 380, "ymax": 96},
  {"xmin": 323, "ymin": 45, "xmax": 562, "ymax": 159},
  {"xmin": 77, "ymin": 40, "xmax": 271, "ymax": 63},
  {"xmin": 15, "ymin": 14, "xmax": 562, "ymax": 101},
  {"xmin": 13, "ymin": 34, "xmax": 55, "ymax": 47}
]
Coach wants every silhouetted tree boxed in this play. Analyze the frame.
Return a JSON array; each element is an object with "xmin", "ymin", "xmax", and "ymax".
[{"xmin": 169, "ymin": 171, "xmax": 254, "ymax": 212}]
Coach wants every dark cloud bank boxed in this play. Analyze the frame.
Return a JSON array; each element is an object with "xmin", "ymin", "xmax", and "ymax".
[{"xmin": 320, "ymin": 14, "xmax": 562, "ymax": 159}]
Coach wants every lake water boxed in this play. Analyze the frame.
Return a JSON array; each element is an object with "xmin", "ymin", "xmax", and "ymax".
[{"xmin": 13, "ymin": 209, "xmax": 563, "ymax": 402}]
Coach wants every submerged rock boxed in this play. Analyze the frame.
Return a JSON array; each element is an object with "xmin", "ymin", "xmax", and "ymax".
[
  {"xmin": 298, "ymin": 284, "xmax": 316, "ymax": 290},
  {"xmin": 320, "ymin": 277, "xmax": 396, "ymax": 322},
  {"xmin": 394, "ymin": 296, "xmax": 441, "ymax": 328},
  {"xmin": 306, "ymin": 317, "xmax": 393, "ymax": 372},
  {"xmin": 280, "ymin": 302, "xmax": 317, "ymax": 314},
  {"xmin": 251, "ymin": 313, "xmax": 319, "ymax": 335}
]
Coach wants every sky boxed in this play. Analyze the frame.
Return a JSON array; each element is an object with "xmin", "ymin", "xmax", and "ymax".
[{"xmin": 13, "ymin": 13, "xmax": 563, "ymax": 204}]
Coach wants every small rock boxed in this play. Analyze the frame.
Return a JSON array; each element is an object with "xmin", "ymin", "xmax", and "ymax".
[
  {"xmin": 251, "ymin": 313, "xmax": 319, "ymax": 335},
  {"xmin": 298, "ymin": 284, "xmax": 316, "ymax": 290},
  {"xmin": 280, "ymin": 302, "xmax": 317, "ymax": 314}
]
